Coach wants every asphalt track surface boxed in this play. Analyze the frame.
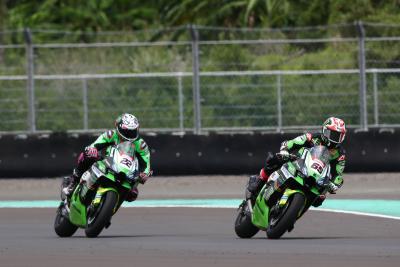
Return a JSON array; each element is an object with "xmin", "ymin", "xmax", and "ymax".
[
  {"xmin": 1, "ymin": 207, "xmax": 400, "ymax": 267},
  {"xmin": 1, "ymin": 174, "xmax": 400, "ymax": 267}
]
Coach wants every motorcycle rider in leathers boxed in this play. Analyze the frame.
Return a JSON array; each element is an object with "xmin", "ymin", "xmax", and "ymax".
[
  {"xmin": 247, "ymin": 117, "xmax": 346, "ymax": 205},
  {"xmin": 62, "ymin": 113, "xmax": 152, "ymax": 202}
]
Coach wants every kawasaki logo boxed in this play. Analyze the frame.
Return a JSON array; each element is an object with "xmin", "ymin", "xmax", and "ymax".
[{"xmin": 264, "ymin": 186, "xmax": 274, "ymax": 201}]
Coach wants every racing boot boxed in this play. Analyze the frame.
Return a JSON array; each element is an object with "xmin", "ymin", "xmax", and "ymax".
[
  {"xmin": 61, "ymin": 169, "xmax": 81, "ymax": 199},
  {"xmin": 246, "ymin": 168, "xmax": 270, "ymax": 202},
  {"xmin": 246, "ymin": 175, "xmax": 264, "ymax": 202},
  {"xmin": 125, "ymin": 187, "xmax": 139, "ymax": 202}
]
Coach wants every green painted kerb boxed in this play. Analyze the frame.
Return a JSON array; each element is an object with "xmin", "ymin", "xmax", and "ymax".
[
  {"xmin": 0, "ymin": 199, "xmax": 399, "ymax": 218},
  {"xmin": 319, "ymin": 199, "xmax": 400, "ymax": 217}
]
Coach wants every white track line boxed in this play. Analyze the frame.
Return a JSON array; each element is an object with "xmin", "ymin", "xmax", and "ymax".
[
  {"xmin": 131, "ymin": 205, "xmax": 400, "ymax": 221},
  {"xmin": 311, "ymin": 207, "xmax": 400, "ymax": 220}
]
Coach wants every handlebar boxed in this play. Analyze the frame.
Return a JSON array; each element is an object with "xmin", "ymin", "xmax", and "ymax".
[{"xmin": 275, "ymin": 152, "xmax": 298, "ymax": 161}]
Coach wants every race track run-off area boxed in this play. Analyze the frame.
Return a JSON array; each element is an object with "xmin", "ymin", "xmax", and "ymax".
[{"xmin": 0, "ymin": 175, "xmax": 399, "ymax": 267}]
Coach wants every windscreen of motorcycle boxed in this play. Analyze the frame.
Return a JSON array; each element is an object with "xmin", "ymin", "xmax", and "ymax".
[
  {"xmin": 305, "ymin": 146, "xmax": 330, "ymax": 183},
  {"xmin": 110, "ymin": 142, "xmax": 139, "ymax": 180}
]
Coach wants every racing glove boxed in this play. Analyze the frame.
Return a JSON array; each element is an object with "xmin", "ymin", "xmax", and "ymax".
[
  {"xmin": 84, "ymin": 146, "xmax": 98, "ymax": 159},
  {"xmin": 276, "ymin": 150, "xmax": 290, "ymax": 160},
  {"xmin": 139, "ymin": 170, "xmax": 153, "ymax": 184}
]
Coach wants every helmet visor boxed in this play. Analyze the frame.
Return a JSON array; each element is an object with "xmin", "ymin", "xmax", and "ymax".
[
  {"xmin": 323, "ymin": 128, "xmax": 344, "ymax": 144},
  {"xmin": 118, "ymin": 127, "xmax": 138, "ymax": 141}
]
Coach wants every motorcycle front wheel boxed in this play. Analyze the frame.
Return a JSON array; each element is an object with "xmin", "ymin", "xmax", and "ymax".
[
  {"xmin": 54, "ymin": 204, "xmax": 78, "ymax": 237},
  {"xmin": 266, "ymin": 193, "xmax": 305, "ymax": 239},
  {"xmin": 85, "ymin": 190, "xmax": 118, "ymax": 238},
  {"xmin": 234, "ymin": 201, "xmax": 259, "ymax": 238}
]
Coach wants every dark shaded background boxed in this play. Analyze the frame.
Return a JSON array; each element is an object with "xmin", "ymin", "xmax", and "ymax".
[{"xmin": 0, "ymin": 128, "xmax": 397, "ymax": 177}]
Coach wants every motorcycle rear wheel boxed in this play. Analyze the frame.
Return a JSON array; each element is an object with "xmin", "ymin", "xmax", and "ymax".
[
  {"xmin": 54, "ymin": 204, "xmax": 78, "ymax": 237},
  {"xmin": 266, "ymin": 193, "xmax": 305, "ymax": 239},
  {"xmin": 234, "ymin": 201, "xmax": 259, "ymax": 238},
  {"xmin": 85, "ymin": 191, "xmax": 118, "ymax": 238}
]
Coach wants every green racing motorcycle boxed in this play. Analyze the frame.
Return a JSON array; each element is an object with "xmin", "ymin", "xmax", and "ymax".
[
  {"xmin": 235, "ymin": 145, "xmax": 333, "ymax": 239},
  {"xmin": 54, "ymin": 142, "xmax": 140, "ymax": 238}
]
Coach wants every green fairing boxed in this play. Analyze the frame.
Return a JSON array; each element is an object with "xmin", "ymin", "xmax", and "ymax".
[
  {"xmin": 90, "ymin": 130, "xmax": 151, "ymax": 174},
  {"xmin": 93, "ymin": 160, "xmax": 131, "ymax": 189},
  {"xmin": 69, "ymin": 186, "xmax": 120, "ymax": 229},
  {"xmin": 69, "ymin": 187, "xmax": 87, "ymax": 227},
  {"xmin": 251, "ymin": 183, "xmax": 307, "ymax": 230},
  {"xmin": 285, "ymin": 165, "xmax": 321, "ymax": 194},
  {"xmin": 251, "ymin": 186, "xmax": 270, "ymax": 229},
  {"xmin": 103, "ymin": 171, "xmax": 131, "ymax": 189},
  {"xmin": 294, "ymin": 175, "xmax": 304, "ymax": 186},
  {"xmin": 93, "ymin": 187, "xmax": 119, "ymax": 206}
]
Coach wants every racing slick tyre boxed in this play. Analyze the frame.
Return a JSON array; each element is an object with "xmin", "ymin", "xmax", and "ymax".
[
  {"xmin": 266, "ymin": 193, "xmax": 305, "ymax": 239},
  {"xmin": 85, "ymin": 190, "xmax": 118, "ymax": 238},
  {"xmin": 54, "ymin": 204, "xmax": 78, "ymax": 237},
  {"xmin": 234, "ymin": 201, "xmax": 259, "ymax": 238}
]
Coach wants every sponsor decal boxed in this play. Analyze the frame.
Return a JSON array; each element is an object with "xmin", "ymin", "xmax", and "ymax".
[
  {"xmin": 106, "ymin": 130, "xmax": 114, "ymax": 139},
  {"xmin": 140, "ymin": 140, "xmax": 148, "ymax": 150},
  {"xmin": 263, "ymin": 186, "xmax": 275, "ymax": 201}
]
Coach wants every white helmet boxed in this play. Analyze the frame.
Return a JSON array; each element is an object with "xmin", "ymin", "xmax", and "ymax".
[{"xmin": 115, "ymin": 113, "xmax": 140, "ymax": 141}]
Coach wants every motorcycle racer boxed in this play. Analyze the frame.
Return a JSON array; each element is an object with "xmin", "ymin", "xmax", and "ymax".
[
  {"xmin": 62, "ymin": 113, "xmax": 151, "ymax": 202},
  {"xmin": 247, "ymin": 117, "xmax": 346, "ymax": 205}
]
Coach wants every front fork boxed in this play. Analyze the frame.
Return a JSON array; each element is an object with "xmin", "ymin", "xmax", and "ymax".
[
  {"xmin": 57, "ymin": 200, "xmax": 70, "ymax": 219},
  {"xmin": 78, "ymin": 169, "xmax": 102, "ymax": 206},
  {"xmin": 238, "ymin": 199, "xmax": 253, "ymax": 215}
]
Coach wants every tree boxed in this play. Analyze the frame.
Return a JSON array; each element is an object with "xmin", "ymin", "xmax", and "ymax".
[
  {"xmin": 159, "ymin": 0, "xmax": 291, "ymax": 28},
  {"xmin": 328, "ymin": 0, "xmax": 374, "ymax": 24},
  {"xmin": 6, "ymin": 0, "xmax": 160, "ymax": 32}
]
